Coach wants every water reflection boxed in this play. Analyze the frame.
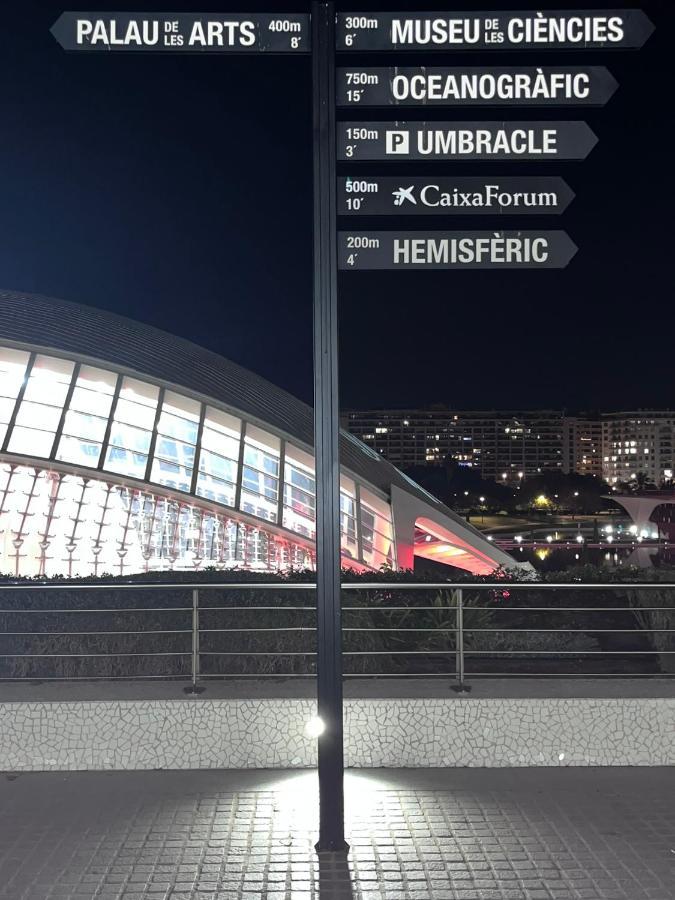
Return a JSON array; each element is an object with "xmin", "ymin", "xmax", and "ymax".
[{"xmin": 503, "ymin": 543, "xmax": 675, "ymax": 572}]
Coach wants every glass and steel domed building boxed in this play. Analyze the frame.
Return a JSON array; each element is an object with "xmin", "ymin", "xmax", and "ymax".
[{"xmin": 0, "ymin": 291, "xmax": 519, "ymax": 578}]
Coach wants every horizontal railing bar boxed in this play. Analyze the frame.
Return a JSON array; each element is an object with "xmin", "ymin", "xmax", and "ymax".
[
  {"xmin": 0, "ymin": 582, "xmax": 674, "ymax": 591},
  {"xmin": 462, "ymin": 628, "xmax": 675, "ymax": 633},
  {"xmin": 200, "ymin": 627, "xmax": 457, "ymax": 633},
  {"xmin": 201, "ymin": 651, "xmax": 316, "ymax": 656},
  {"xmin": 0, "ymin": 608, "xmax": 192, "ymax": 614},
  {"xmin": 1, "ymin": 606, "xmax": 672, "ymax": 614},
  {"xmin": 450, "ymin": 607, "xmax": 674, "ymax": 612},
  {"xmin": 199, "ymin": 606, "xmax": 315, "ymax": 612},
  {"xmin": 0, "ymin": 583, "xmax": 319, "ymax": 591},
  {"xmin": 201, "ymin": 627, "xmax": 314, "ymax": 633},
  {"xmin": 462, "ymin": 650, "xmax": 672, "ymax": 655},
  {"xmin": 0, "ymin": 630, "xmax": 192, "ymax": 636},
  {"xmin": 460, "ymin": 672, "xmax": 675, "ymax": 677},
  {"xmin": 343, "ymin": 606, "xmax": 674, "ymax": 612},
  {"xmin": 10, "ymin": 626, "xmax": 670, "ymax": 636},
  {"xmin": 347, "ymin": 650, "xmax": 674, "ymax": 656},
  {"xmin": 199, "ymin": 673, "xmax": 315, "ymax": 678},
  {"xmin": 0, "ymin": 672, "xmax": 670, "ymax": 681},
  {"xmin": 0, "ymin": 652, "xmax": 190, "ymax": 658},
  {"xmin": 0, "ymin": 675, "xmax": 192, "ymax": 681},
  {"xmin": 342, "ymin": 583, "xmax": 675, "ymax": 591}
]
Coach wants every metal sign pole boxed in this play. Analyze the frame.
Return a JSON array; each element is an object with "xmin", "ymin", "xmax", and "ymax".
[{"xmin": 312, "ymin": 0, "xmax": 348, "ymax": 854}]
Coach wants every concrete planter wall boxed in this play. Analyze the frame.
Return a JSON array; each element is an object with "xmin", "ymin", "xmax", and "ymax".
[{"xmin": 1, "ymin": 696, "xmax": 673, "ymax": 771}]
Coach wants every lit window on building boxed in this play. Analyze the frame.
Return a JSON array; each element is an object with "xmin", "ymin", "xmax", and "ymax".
[
  {"xmin": 240, "ymin": 425, "xmax": 280, "ymax": 523},
  {"xmin": 8, "ymin": 355, "xmax": 74, "ymax": 458},
  {"xmin": 56, "ymin": 366, "xmax": 116, "ymax": 467},
  {"xmin": 283, "ymin": 444, "xmax": 316, "ymax": 539},
  {"xmin": 196, "ymin": 407, "xmax": 240, "ymax": 508},
  {"xmin": 104, "ymin": 378, "xmax": 159, "ymax": 480},
  {"xmin": 150, "ymin": 391, "xmax": 200, "ymax": 493},
  {"xmin": 360, "ymin": 488, "xmax": 395, "ymax": 569},
  {"xmin": 0, "ymin": 347, "xmax": 30, "ymax": 447}
]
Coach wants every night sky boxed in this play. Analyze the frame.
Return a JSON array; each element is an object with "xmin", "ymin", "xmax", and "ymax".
[{"xmin": 0, "ymin": 1, "xmax": 671, "ymax": 411}]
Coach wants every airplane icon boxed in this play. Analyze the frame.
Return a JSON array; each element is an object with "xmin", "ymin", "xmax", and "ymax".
[{"xmin": 392, "ymin": 186, "xmax": 417, "ymax": 206}]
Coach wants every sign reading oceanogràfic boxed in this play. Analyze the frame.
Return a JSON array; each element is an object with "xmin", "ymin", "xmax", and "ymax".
[
  {"xmin": 336, "ymin": 66, "xmax": 618, "ymax": 107},
  {"xmin": 338, "ymin": 176, "xmax": 575, "ymax": 216},
  {"xmin": 339, "ymin": 121, "xmax": 597, "ymax": 161},
  {"xmin": 50, "ymin": 12, "xmax": 310, "ymax": 52},
  {"xmin": 338, "ymin": 231, "xmax": 577, "ymax": 269},
  {"xmin": 336, "ymin": 10, "xmax": 654, "ymax": 51}
]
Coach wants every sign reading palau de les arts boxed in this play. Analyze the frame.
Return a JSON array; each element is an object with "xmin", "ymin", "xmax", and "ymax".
[
  {"xmin": 336, "ymin": 8, "xmax": 654, "ymax": 271},
  {"xmin": 50, "ymin": 12, "xmax": 310, "ymax": 52}
]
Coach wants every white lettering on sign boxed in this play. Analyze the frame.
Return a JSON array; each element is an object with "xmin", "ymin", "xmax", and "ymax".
[
  {"xmin": 188, "ymin": 20, "xmax": 256, "ymax": 47},
  {"xmin": 393, "ymin": 236, "xmax": 550, "ymax": 265},
  {"xmin": 76, "ymin": 18, "xmax": 160, "ymax": 46},
  {"xmin": 398, "ymin": 128, "xmax": 558, "ymax": 156},
  {"xmin": 416, "ymin": 184, "xmax": 559, "ymax": 209},
  {"xmin": 507, "ymin": 15, "xmax": 624, "ymax": 45},
  {"xmin": 391, "ymin": 70, "xmax": 591, "ymax": 102},
  {"xmin": 390, "ymin": 15, "xmax": 625, "ymax": 46},
  {"xmin": 385, "ymin": 131, "xmax": 410, "ymax": 154}
]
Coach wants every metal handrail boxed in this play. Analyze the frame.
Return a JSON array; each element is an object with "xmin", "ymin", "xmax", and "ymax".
[
  {"xmin": 0, "ymin": 581, "xmax": 673, "ymax": 590},
  {"xmin": 0, "ymin": 580, "xmax": 674, "ymax": 688}
]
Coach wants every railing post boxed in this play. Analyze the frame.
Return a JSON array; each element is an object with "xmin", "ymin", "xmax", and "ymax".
[
  {"xmin": 452, "ymin": 588, "xmax": 470, "ymax": 693},
  {"xmin": 185, "ymin": 588, "xmax": 204, "ymax": 694}
]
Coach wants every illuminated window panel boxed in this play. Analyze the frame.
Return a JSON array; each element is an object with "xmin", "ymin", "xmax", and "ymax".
[
  {"xmin": 283, "ymin": 444, "xmax": 316, "ymax": 539},
  {"xmin": 150, "ymin": 392, "xmax": 200, "ymax": 493},
  {"xmin": 196, "ymin": 407, "xmax": 241, "ymax": 508},
  {"xmin": 103, "ymin": 378, "xmax": 159, "ymax": 479},
  {"xmin": 360, "ymin": 487, "xmax": 396, "ymax": 569},
  {"xmin": 0, "ymin": 348, "xmax": 30, "ymax": 445},
  {"xmin": 7, "ymin": 355, "xmax": 75, "ymax": 457},
  {"xmin": 56, "ymin": 366, "xmax": 117, "ymax": 467},
  {"xmin": 240, "ymin": 425, "xmax": 280, "ymax": 524},
  {"xmin": 340, "ymin": 477, "xmax": 360, "ymax": 562}
]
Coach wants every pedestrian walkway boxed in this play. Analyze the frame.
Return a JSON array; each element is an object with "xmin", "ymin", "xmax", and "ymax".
[{"xmin": 0, "ymin": 767, "xmax": 673, "ymax": 899}]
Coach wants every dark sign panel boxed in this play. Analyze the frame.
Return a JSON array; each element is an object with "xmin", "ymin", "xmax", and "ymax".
[
  {"xmin": 336, "ymin": 66, "xmax": 618, "ymax": 107},
  {"xmin": 338, "ymin": 121, "xmax": 597, "ymax": 161},
  {"xmin": 336, "ymin": 10, "xmax": 654, "ymax": 51},
  {"xmin": 51, "ymin": 12, "xmax": 310, "ymax": 52},
  {"xmin": 338, "ymin": 231, "xmax": 577, "ymax": 269},
  {"xmin": 338, "ymin": 176, "xmax": 575, "ymax": 216}
]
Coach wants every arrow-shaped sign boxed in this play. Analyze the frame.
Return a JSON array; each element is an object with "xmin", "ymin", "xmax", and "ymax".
[
  {"xmin": 338, "ymin": 177, "xmax": 576, "ymax": 216},
  {"xmin": 339, "ymin": 122, "xmax": 598, "ymax": 161},
  {"xmin": 337, "ymin": 67, "xmax": 619, "ymax": 107},
  {"xmin": 51, "ymin": 12, "xmax": 310, "ymax": 53},
  {"xmin": 339, "ymin": 231, "xmax": 578, "ymax": 269},
  {"xmin": 337, "ymin": 10, "xmax": 654, "ymax": 51}
]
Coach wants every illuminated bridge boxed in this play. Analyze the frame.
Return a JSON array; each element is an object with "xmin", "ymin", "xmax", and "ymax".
[{"xmin": 0, "ymin": 291, "xmax": 519, "ymax": 578}]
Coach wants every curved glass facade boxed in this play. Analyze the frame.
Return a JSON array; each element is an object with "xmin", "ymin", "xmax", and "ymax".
[{"xmin": 0, "ymin": 346, "xmax": 395, "ymax": 577}]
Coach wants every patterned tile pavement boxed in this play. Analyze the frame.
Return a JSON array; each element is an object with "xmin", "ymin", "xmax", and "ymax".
[{"xmin": 0, "ymin": 767, "xmax": 673, "ymax": 899}]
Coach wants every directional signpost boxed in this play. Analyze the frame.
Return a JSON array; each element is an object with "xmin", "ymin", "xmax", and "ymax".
[
  {"xmin": 51, "ymin": 0, "xmax": 654, "ymax": 857},
  {"xmin": 338, "ymin": 230, "xmax": 578, "ymax": 269},
  {"xmin": 337, "ymin": 66, "xmax": 619, "ymax": 107},
  {"xmin": 338, "ymin": 176, "xmax": 575, "ymax": 216},
  {"xmin": 336, "ymin": 10, "xmax": 654, "ymax": 51},
  {"xmin": 338, "ymin": 120, "xmax": 598, "ymax": 160},
  {"xmin": 50, "ymin": 12, "xmax": 310, "ymax": 52}
]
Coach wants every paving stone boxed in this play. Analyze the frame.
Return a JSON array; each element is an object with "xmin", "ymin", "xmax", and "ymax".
[{"xmin": 0, "ymin": 769, "xmax": 672, "ymax": 899}]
